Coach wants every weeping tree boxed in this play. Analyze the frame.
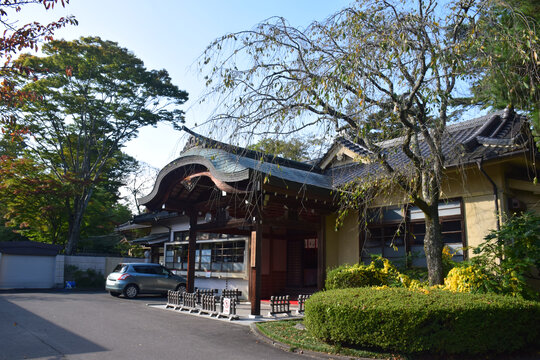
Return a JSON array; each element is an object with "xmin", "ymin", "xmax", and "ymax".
[
  {"xmin": 200, "ymin": 0, "xmax": 536, "ymax": 285},
  {"xmin": 6, "ymin": 37, "xmax": 188, "ymax": 254}
]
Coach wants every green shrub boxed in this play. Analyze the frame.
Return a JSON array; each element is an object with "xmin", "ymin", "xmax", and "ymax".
[
  {"xmin": 74, "ymin": 268, "xmax": 105, "ymax": 288},
  {"xmin": 304, "ymin": 287, "xmax": 540, "ymax": 355},
  {"xmin": 65, "ymin": 265, "xmax": 105, "ymax": 289},
  {"xmin": 325, "ymin": 257, "xmax": 412, "ymax": 290},
  {"xmin": 325, "ymin": 263, "xmax": 389, "ymax": 289},
  {"xmin": 471, "ymin": 211, "xmax": 540, "ymax": 300}
]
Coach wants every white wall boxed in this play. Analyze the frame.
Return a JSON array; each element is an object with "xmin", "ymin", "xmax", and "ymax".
[
  {"xmin": 0, "ymin": 254, "xmax": 55, "ymax": 289},
  {"xmin": 63, "ymin": 255, "xmax": 145, "ymax": 276}
]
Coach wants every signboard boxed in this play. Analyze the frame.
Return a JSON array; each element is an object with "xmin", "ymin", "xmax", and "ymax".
[
  {"xmin": 250, "ymin": 231, "xmax": 257, "ymax": 267},
  {"xmin": 304, "ymin": 238, "xmax": 317, "ymax": 249},
  {"xmin": 222, "ymin": 297, "xmax": 231, "ymax": 315}
]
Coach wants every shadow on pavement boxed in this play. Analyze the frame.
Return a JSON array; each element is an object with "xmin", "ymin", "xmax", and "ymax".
[{"xmin": 0, "ymin": 296, "xmax": 107, "ymax": 359}]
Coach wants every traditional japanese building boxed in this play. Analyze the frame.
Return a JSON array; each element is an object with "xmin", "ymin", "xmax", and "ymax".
[{"xmin": 134, "ymin": 107, "xmax": 539, "ymax": 315}]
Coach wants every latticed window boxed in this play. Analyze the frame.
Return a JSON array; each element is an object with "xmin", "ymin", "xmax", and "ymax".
[
  {"xmin": 362, "ymin": 200, "xmax": 465, "ymax": 266},
  {"xmin": 165, "ymin": 233, "xmax": 246, "ymax": 273}
]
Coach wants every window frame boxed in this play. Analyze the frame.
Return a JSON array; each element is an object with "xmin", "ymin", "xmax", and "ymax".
[
  {"xmin": 361, "ymin": 198, "xmax": 466, "ymax": 264},
  {"xmin": 165, "ymin": 234, "xmax": 247, "ymax": 273}
]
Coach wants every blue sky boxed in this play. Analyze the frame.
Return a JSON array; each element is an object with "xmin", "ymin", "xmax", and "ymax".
[{"xmin": 16, "ymin": 0, "xmax": 353, "ymax": 169}]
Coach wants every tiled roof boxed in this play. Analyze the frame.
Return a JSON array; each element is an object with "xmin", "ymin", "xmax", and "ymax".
[
  {"xmin": 130, "ymin": 233, "xmax": 169, "ymax": 245},
  {"xmin": 335, "ymin": 137, "xmax": 372, "ymax": 156},
  {"xmin": 140, "ymin": 108, "xmax": 530, "ymax": 206},
  {"xmin": 0, "ymin": 241, "xmax": 62, "ymax": 256},
  {"xmin": 327, "ymin": 108, "xmax": 530, "ymax": 187},
  {"xmin": 139, "ymin": 126, "xmax": 333, "ymax": 206}
]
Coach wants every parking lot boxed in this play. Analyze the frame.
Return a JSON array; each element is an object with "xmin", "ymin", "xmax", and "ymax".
[{"xmin": 0, "ymin": 290, "xmax": 304, "ymax": 360}]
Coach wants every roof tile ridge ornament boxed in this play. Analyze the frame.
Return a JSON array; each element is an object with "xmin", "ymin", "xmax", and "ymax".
[
  {"xmin": 476, "ymin": 106, "xmax": 528, "ymax": 149},
  {"xmin": 461, "ymin": 109, "xmax": 512, "ymax": 152}
]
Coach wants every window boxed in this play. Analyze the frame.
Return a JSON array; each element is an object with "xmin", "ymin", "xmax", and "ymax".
[
  {"xmin": 210, "ymin": 241, "xmax": 245, "ymax": 272},
  {"xmin": 165, "ymin": 244, "xmax": 189, "ymax": 271},
  {"xmin": 113, "ymin": 264, "xmax": 128, "ymax": 273},
  {"xmin": 408, "ymin": 200, "xmax": 464, "ymax": 265},
  {"xmin": 165, "ymin": 235, "xmax": 246, "ymax": 273},
  {"xmin": 362, "ymin": 200, "xmax": 465, "ymax": 266},
  {"xmin": 363, "ymin": 207, "xmax": 406, "ymax": 262}
]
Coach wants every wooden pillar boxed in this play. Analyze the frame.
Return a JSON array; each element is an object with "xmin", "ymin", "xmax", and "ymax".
[
  {"xmin": 186, "ymin": 211, "xmax": 197, "ymax": 293},
  {"xmin": 317, "ymin": 215, "xmax": 326, "ymax": 290},
  {"xmin": 249, "ymin": 215, "xmax": 262, "ymax": 316}
]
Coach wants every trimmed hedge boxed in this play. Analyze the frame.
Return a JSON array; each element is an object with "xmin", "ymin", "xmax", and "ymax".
[{"xmin": 304, "ymin": 287, "xmax": 540, "ymax": 355}]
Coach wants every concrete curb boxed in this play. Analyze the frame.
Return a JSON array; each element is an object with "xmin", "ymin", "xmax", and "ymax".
[{"xmin": 249, "ymin": 322, "xmax": 374, "ymax": 360}]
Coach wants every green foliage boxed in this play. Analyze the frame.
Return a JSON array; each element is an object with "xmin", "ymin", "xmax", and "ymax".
[
  {"xmin": 256, "ymin": 320, "xmax": 394, "ymax": 359},
  {"xmin": 472, "ymin": 0, "xmax": 539, "ymax": 130},
  {"xmin": 2, "ymin": 37, "xmax": 188, "ymax": 253},
  {"xmin": 0, "ymin": 224, "xmax": 26, "ymax": 241},
  {"xmin": 65, "ymin": 265, "xmax": 105, "ymax": 289},
  {"xmin": 325, "ymin": 256, "xmax": 420, "ymax": 290},
  {"xmin": 325, "ymin": 263, "xmax": 390, "ymax": 290},
  {"xmin": 77, "ymin": 234, "xmax": 126, "ymax": 256},
  {"xmin": 0, "ymin": 155, "xmax": 71, "ymax": 244},
  {"xmin": 305, "ymin": 287, "xmax": 540, "ymax": 355},
  {"xmin": 247, "ymin": 138, "xmax": 311, "ymax": 161},
  {"xmin": 326, "ymin": 257, "xmax": 399, "ymax": 289},
  {"xmin": 470, "ymin": 211, "xmax": 540, "ymax": 300},
  {"xmin": 0, "ymin": 149, "xmax": 134, "ymax": 248}
]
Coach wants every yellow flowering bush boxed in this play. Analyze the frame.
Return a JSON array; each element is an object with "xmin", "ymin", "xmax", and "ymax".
[
  {"xmin": 442, "ymin": 265, "xmax": 489, "ymax": 293},
  {"xmin": 325, "ymin": 257, "xmax": 403, "ymax": 290}
]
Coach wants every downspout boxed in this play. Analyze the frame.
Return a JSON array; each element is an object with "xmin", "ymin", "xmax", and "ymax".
[{"xmin": 476, "ymin": 159, "xmax": 501, "ymax": 231}]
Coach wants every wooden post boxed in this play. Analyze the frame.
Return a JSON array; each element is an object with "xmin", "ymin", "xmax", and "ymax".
[
  {"xmin": 317, "ymin": 216, "xmax": 326, "ymax": 290},
  {"xmin": 186, "ymin": 211, "xmax": 197, "ymax": 293},
  {"xmin": 249, "ymin": 216, "xmax": 262, "ymax": 316},
  {"xmin": 249, "ymin": 182, "xmax": 263, "ymax": 317}
]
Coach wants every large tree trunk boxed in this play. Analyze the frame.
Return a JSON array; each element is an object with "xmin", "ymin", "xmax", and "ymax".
[
  {"xmin": 66, "ymin": 211, "xmax": 83, "ymax": 255},
  {"xmin": 420, "ymin": 163, "xmax": 445, "ymax": 286},
  {"xmin": 65, "ymin": 188, "xmax": 93, "ymax": 255},
  {"xmin": 424, "ymin": 205, "xmax": 444, "ymax": 285}
]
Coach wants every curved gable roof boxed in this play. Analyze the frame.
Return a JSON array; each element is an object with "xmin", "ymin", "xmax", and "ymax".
[{"xmin": 138, "ymin": 128, "xmax": 333, "ymax": 208}]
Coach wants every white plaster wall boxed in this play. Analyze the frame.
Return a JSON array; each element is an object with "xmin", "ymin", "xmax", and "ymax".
[
  {"xmin": 64, "ymin": 255, "xmax": 106, "ymax": 274},
  {"xmin": 64, "ymin": 256, "xmax": 145, "ymax": 275}
]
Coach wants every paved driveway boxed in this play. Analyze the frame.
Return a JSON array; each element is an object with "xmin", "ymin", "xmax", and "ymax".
[{"xmin": 0, "ymin": 290, "xmax": 304, "ymax": 360}]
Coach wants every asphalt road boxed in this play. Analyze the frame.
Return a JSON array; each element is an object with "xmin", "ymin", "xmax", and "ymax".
[{"xmin": 0, "ymin": 290, "xmax": 305, "ymax": 360}]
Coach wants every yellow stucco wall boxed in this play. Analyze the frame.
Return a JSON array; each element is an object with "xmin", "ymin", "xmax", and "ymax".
[
  {"xmin": 324, "ymin": 157, "xmax": 540, "ymax": 267},
  {"xmin": 512, "ymin": 189, "xmax": 540, "ymax": 214},
  {"xmin": 325, "ymin": 211, "xmax": 359, "ymax": 269},
  {"xmin": 463, "ymin": 194, "xmax": 498, "ymax": 251}
]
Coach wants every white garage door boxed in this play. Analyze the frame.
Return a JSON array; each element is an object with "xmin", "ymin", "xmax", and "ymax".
[{"xmin": 0, "ymin": 254, "xmax": 55, "ymax": 289}]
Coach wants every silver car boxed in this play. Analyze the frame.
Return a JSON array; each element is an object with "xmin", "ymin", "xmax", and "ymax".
[{"xmin": 105, "ymin": 263, "xmax": 187, "ymax": 299}]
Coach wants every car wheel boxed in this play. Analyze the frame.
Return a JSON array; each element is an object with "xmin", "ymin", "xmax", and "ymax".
[
  {"xmin": 175, "ymin": 284, "xmax": 187, "ymax": 293},
  {"xmin": 109, "ymin": 291, "xmax": 121, "ymax": 297},
  {"xmin": 123, "ymin": 284, "xmax": 139, "ymax": 299}
]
